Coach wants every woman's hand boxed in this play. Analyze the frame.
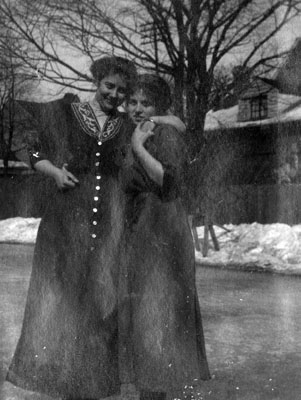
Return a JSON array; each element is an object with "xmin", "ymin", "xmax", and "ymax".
[
  {"xmin": 34, "ymin": 160, "xmax": 79, "ymax": 190},
  {"xmin": 53, "ymin": 164, "xmax": 79, "ymax": 190},
  {"xmin": 131, "ymin": 121, "xmax": 155, "ymax": 151},
  {"xmin": 131, "ymin": 122, "xmax": 164, "ymax": 186}
]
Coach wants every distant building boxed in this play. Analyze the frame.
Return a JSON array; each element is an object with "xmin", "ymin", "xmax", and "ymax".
[
  {"xmin": 237, "ymin": 77, "xmax": 279, "ymax": 122},
  {"xmin": 204, "ymin": 36, "xmax": 301, "ymax": 186},
  {"xmin": 201, "ymin": 40, "xmax": 301, "ymax": 224},
  {"xmin": 275, "ymin": 38, "xmax": 301, "ymax": 96}
]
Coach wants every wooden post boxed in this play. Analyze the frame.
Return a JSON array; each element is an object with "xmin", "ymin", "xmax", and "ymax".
[
  {"xmin": 191, "ymin": 211, "xmax": 221, "ymax": 257},
  {"xmin": 192, "ymin": 226, "xmax": 201, "ymax": 251},
  {"xmin": 203, "ymin": 223, "xmax": 209, "ymax": 257},
  {"xmin": 209, "ymin": 224, "xmax": 220, "ymax": 251}
]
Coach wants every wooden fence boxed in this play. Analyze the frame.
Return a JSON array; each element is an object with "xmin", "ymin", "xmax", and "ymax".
[
  {"xmin": 0, "ymin": 174, "xmax": 55, "ymax": 219},
  {"xmin": 205, "ymin": 184, "xmax": 301, "ymax": 225}
]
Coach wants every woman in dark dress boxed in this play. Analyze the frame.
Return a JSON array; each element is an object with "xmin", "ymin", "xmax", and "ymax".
[
  {"xmin": 6, "ymin": 56, "xmax": 138, "ymax": 400},
  {"xmin": 120, "ymin": 74, "xmax": 210, "ymax": 400}
]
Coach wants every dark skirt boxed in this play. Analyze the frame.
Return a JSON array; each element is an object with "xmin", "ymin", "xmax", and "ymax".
[
  {"xmin": 7, "ymin": 175, "xmax": 125, "ymax": 399},
  {"xmin": 7, "ymin": 181, "xmax": 210, "ymax": 399},
  {"xmin": 119, "ymin": 193, "xmax": 210, "ymax": 396}
]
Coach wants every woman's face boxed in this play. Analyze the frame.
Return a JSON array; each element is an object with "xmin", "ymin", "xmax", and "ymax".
[
  {"xmin": 126, "ymin": 89, "xmax": 157, "ymax": 125},
  {"xmin": 96, "ymin": 73, "xmax": 127, "ymax": 113}
]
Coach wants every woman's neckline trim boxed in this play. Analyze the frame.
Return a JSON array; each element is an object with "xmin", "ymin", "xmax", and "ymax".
[{"xmin": 71, "ymin": 102, "xmax": 123, "ymax": 142}]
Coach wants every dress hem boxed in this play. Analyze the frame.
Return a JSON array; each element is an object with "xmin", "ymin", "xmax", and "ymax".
[{"xmin": 6, "ymin": 370, "xmax": 121, "ymax": 400}]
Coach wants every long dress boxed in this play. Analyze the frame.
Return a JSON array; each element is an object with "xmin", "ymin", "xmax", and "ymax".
[
  {"xmin": 6, "ymin": 98, "xmax": 133, "ymax": 399},
  {"xmin": 119, "ymin": 124, "xmax": 210, "ymax": 397}
]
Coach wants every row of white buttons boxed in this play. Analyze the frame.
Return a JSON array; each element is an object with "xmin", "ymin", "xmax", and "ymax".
[{"xmin": 91, "ymin": 140, "xmax": 102, "ymax": 248}]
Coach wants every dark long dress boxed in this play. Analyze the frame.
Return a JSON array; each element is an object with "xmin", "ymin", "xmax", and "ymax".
[
  {"xmin": 119, "ymin": 124, "xmax": 210, "ymax": 397},
  {"xmin": 6, "ymin": 100, "xmax": 133, "ymax": 399}
]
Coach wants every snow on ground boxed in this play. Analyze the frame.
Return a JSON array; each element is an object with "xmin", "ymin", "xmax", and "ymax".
[
  {"xmin": 0, "ymin": 217, "xmax": 40, "ymax": 244},
  {"xmin": 196, "ymin": 223, "xmax": 301, "ymax": 274},
  {"xmin": 1, "ymin": 217, "xmax": 301, "ymax": 275}
]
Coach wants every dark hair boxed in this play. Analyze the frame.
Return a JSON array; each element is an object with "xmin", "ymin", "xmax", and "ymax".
[
  {"xmin": 133, "ymin": 74, "xmax": 172, "ymax": 114},
  {"xmin": 90, "ymin": 56, "xmax": 137, "ymax": 95}
]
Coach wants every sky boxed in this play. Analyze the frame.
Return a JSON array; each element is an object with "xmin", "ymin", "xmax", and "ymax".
[
  {"xmin": 275, "ymin": 13, "xmax": 301, "ymax": 48},
  {"xmin": 32, "ymin": 7, "xmax": 301, "ymax": 102}
]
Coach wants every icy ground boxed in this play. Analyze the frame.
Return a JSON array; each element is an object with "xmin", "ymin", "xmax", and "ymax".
[{"xmin": 1, "ymin": 217, "xmax": 301, "ymax": 275}]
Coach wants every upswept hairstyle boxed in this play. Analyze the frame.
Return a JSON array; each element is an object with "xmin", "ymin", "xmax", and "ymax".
[
  {"xmin": 133, "ymin": 74, "xmax": 172, "ymax": 114},
  {"xmin": 90, "ymin": 56, "xmax": 137, "ymax": 95}
]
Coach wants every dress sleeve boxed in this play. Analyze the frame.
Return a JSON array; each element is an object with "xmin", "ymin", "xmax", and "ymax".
[
  {"xmin": 123, "ymin": 124, "xmax": 188, "ymax": 202},
  {"xmin": 15, "ymin": 102, "xmax": 46, "ymax": 168},
  {"xmin": 153, "ymin": 124, "xmax": 188, "ymax": 201},
  {"xmin": 26, "ymin": 101, "xmax": 71, "ymax": 169},
  {"xmin": 27, "ymin": 129, "xmax": 47, "ymax": 168}
]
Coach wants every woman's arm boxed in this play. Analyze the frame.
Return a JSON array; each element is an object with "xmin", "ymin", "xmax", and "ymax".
[
  {"xmin": 150, "ymin": 114, "xmax": 186, "ymax": 133},
  {"xmin": 131, "ymin": 122, "xmax": 164, "ymax": 187},
  {"xmin": 26, "ymin": 102, "xmax": 79, "ymax": 190},
  {"xmin": 34, "ymin": 160, "xmax": 79, "ymax": 190},
  {"xmin": 126, "ymin": 120, "xmax": 187, "ymax": 201}
]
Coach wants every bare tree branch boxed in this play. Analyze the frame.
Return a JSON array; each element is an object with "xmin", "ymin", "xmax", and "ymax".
[{"xmin": 1, "ymin": 0, "xmax": 300, "ymax": 155}]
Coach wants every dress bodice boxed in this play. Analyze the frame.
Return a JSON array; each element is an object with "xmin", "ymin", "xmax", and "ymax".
[
  {"xmin": 28, "ymin": 100, "xmax": 133, "ymax": 176},
  {"xmin": 122, "ymin": 123, "xmax": 188, "ymax": 201}
]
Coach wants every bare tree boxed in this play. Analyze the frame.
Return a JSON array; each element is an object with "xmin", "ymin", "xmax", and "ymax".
[
  {"xmin": 1, "ymin": 0, "xmax": 300, "ymax": 156},
  {"xmin": 209, "ymin": 64, "xmax": 255, "ymax": 110},
  {"xmin": 0, "ymin": 32, "xmax": 37, "ymax": 173}
]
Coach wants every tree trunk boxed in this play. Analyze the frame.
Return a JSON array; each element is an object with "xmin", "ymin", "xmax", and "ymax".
[
  {"xmin": 186, "ymin": 76, "xmax": 210, "ymax": 156},
  {"xmin": 185, "ymin": 54, "xmax": 212, "ymax": 213},
  {"xmin": 186, "ymin": 96, "xmax": 207, "ymax": 157},
  {"xmin": 173, "ymin": 65, "xmax": 184, "ymax": 121}
]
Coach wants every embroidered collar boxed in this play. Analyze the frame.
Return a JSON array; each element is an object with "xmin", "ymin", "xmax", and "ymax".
[{"xmin": 71, "ymin": 102, "xmax": 123, "ymax": 142}]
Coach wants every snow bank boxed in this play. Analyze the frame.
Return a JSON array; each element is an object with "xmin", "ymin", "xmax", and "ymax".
[
  {"xmin": 1, "ymin": 218, "xmax": 301, "ymax": 274},
  {"xmin": 196, "ymin": 222, "xmax": 301, "ymax": 274},
  {"xmin": 0, "ymin": 217, "xmax": 40, "ymax": 244}
]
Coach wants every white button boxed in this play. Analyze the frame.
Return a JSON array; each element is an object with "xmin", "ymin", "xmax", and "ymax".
[
  {"xmin": 96, "ymin": 186, "xmax": 100, "ymax": 190},
  {"xmin": 95, "ymin": 162, "xmax": 100, "ymax": 167},
  {"xmin": 93, "ymin": 221, "xmax": 97, "ymax": 225},
  {"xmin": 96, "ymin": 152, "xmax": 100, "ymax": 157},
  {"xmin": 98, "ymin": 141, "xmax": 102, "ymax": 146},
  {"xmin": 91, "ymin": 233, "xmax": 96, "ymax": 238},
  {"xmin": 96, "ymin": 175, "xmax": 101, "ymax": 180},
  {"xmin": 94, "ymin": 196, "xmax": 99, "ymax": 201},
  {"xmin": 93, "ymin": 208, "xmax": 97, "ymax": 213},
  {"xmin": 90, "ymin": 246, "xmax": 95, "ymax": 251}
]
